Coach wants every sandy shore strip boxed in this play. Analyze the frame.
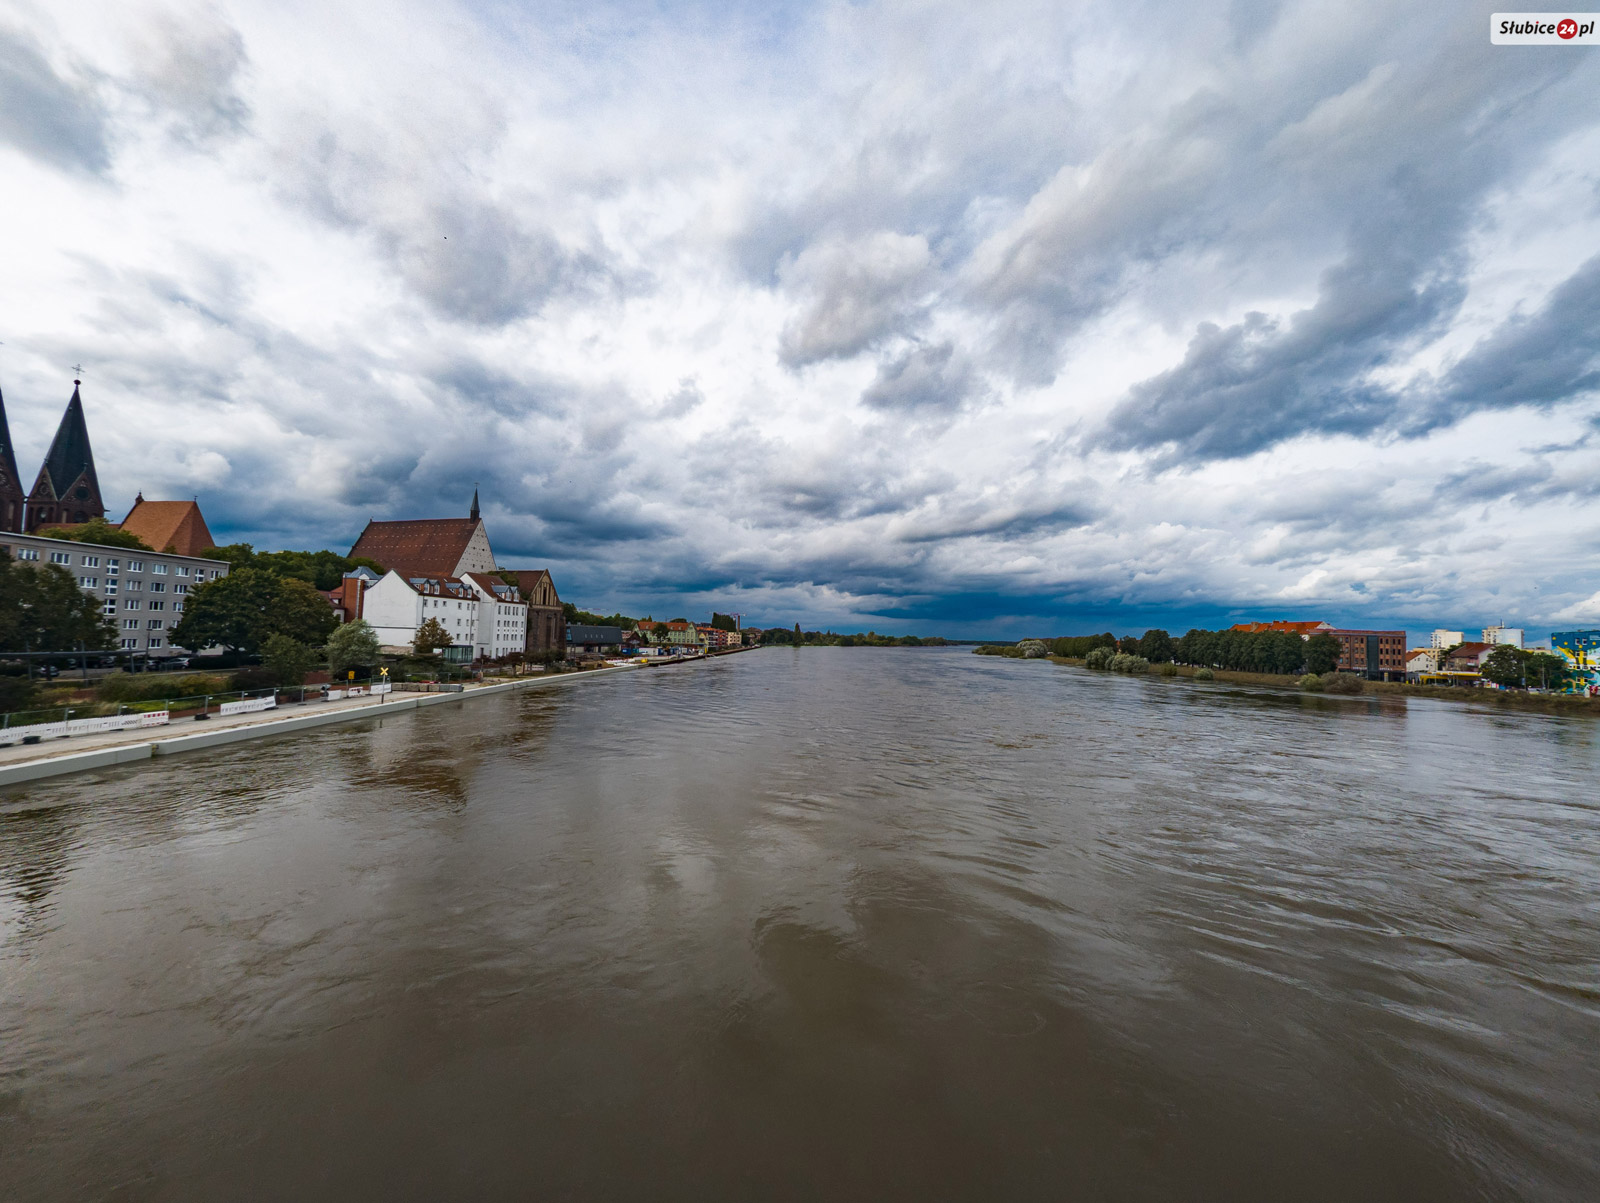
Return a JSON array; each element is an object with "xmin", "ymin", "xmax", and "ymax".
[{"xmin": 0, "ymin": 666, "xmax": 639, "ymax": 791}]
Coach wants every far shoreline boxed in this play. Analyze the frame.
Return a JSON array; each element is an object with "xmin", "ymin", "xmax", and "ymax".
[{"xmin": 1042, "ymin": 655, "xmax": 1600, "ymax": 718}]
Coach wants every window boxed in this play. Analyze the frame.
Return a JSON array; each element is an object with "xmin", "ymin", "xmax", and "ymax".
[
  {"xmin": 123, "ymin": 619, "xmax": 139, "ymax": 630},
  {"xmin": 102, "ymin": 602, "xmax": 116, "ymax": 616},
  {"xmin": 50, "ymin": 551, "xmax": 71, "ymax": 564},
  {"xmin": 177, "ymin": 565, "xmax": 190, "ymax": 577},
  {"xmin": 152, "ymin": 563, "xmax": 168, "ymax": 575},
  {"xmin": 124, "ymin": 599, "xmax": 141, "ymax": 611},
  {"xmin": 148, "ymin": 638, "xmax": 163, "ymax": 648},
  {"xmin": 173, "ymin": 601, "xmax": 183, "ymax": 613},
  {"xmin": 120, "ymin": 638, "xmax": 137, "ymax": 649},
  {"xmin": 127, "ymin": 579, "xmax": 142, "ymax": 591},
  {"xmin": 149, "ymin": 600, "xmax": 164, "ymax": 611},
  {"xmin": 81, "ymin": 555, "xmax": 99, "ymax": 567},
  {"xmin": 80, "ymin": 577, "xmax": 98, "ymax": 588},
  {"xmin": 147, "ymin": 619, "xmax": 163, "ymax": 629},
  {"xmin": 174, "ymin": 583, "xmax": 188, "ymax": 594},
  {"xmin": 16, "ymin": 548, "xmax": 38, "ymax": 561},
  {"xmin": 104, "ymin": 584, "xmax": 117, "ymax": 595},
  {"xmin": 106, "ymin": 558, "xmax": 118, "ymax": 570},
  {"xmin": 149, "ymin": 581, "xmax": 165, "ymax": 593},
  {"xmin": 128, "ymin": 560, "xmax": 144, "ymax": 572}
]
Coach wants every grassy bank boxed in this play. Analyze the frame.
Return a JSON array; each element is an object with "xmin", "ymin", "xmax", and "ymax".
[{"xmin": 1048, "ymin": 657, "xmax": 1600, "ymax": 718}]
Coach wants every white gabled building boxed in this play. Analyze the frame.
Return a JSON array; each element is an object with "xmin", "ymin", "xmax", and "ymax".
[
  {"xmin": 360, "ymin": 569, "xmax": 527, "ymax": 663},
  {"xmin": 462, "ymin": 572, "xmax": 528, "ymax": 660}
]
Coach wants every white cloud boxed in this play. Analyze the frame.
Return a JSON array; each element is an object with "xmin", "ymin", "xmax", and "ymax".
[{"xmin": 0, "ymin": 0, "xmax": 1598, "ymax": 634}]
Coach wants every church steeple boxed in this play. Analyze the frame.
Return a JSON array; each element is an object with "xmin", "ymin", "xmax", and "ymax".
[
  {"xmin": 0, "ymin": 384, "xmax": 24, "ymax": 533},
  {"xmin": 470, "ymin": 485, "xmax": 480, "ymax": 522},
  {"xmin": 25, "ymin": 380, "xmax": 105, "ymax": 532}
]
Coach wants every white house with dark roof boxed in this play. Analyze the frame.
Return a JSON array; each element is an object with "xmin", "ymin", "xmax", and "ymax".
[{"xmin": 362, "ymin": 568, "xmax": 527, "ymax": 663}]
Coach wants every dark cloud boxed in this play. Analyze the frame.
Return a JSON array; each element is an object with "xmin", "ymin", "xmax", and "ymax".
[
  {"xmin": 432, "ymin": 358, "xmax": 569, "ymax": 419},
  {"xmin": 778, "ymin": 232, "xmax": 931, "ymax": 366},
  {"xmin": 396, "ymin": 197, "xmax": 601, "ymax": 327},
  {"xmin": 1100, "ymin": 240, "xmax": 1464, "ymax": 461},
  {"xmin": 1416, "ymin": 253, "xmax": 1600, "ymax": 432},
  {"xmin": 132, "ymin": 9, "xmax": 250, "ymax": 144},
  {"xmin": 861, "ymin": 341, "xmax": 976, "ymax": 413},
  {"xmin": 0, "ymin": 26, "xmax": 110, "ymax": 173}
]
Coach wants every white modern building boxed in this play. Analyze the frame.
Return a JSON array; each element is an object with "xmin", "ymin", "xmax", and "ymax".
[
  {"xmin": 1482, "ymin": 625, "xmax": 1525, "ymax": 649},
  {"xmin": 0, "ymin": 530, "xmax": 229, "ymax": 657},
  {"xmin": 360, "ymin": 569, "xmax": 526, "ymax": 663},
  {"xmin": 1429, "ymin": 629, "xmax": 1464, "ymax": 649}
]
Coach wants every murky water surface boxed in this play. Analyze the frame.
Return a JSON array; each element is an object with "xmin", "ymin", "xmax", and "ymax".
[{"xmin": 3, "ymin": 649, "xmax": 1598, "ymax": 1200}]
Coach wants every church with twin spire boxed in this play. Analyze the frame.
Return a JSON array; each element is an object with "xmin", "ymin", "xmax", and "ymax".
[{"xmin": 0, "ymin": 379, "xmax": 107, "ymax": 535}]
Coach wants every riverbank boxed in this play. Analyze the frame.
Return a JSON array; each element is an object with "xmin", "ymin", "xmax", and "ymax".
[
  {"xmin": 1048, "ymin": 655, "xmax": 1600, "ymax": 716},
  {"xmin": 0, "ymin": 664, "xmax": 642, "ymax": 791}
]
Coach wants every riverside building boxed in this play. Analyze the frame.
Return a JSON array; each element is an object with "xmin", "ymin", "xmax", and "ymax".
[{"xmin": 0, "ymin": 530, "xmax": 229, "ymax": 656}]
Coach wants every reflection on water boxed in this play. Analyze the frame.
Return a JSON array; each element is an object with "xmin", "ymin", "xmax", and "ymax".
[{"xmin": 2, "ymin": 650, "xmax": 1598, "ymax": 1201}]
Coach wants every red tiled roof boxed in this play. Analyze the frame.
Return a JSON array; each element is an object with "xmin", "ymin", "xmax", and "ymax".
[
  {"xmin": 464, "ymin": 571, "xmax": 522, "ymax": 602},
  {"xmin": 350, "ymin": 518, "xmax": 479, "ymax": 578},
  {"xmin": 117, "ymin": 498, "xmax": 216, "ymax": 557},
  {"xmin": 1229, "ymin": 620, "xmax": 1330, "ymax": 634}
]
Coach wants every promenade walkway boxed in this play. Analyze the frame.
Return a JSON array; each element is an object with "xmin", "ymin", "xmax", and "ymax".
[{"xmin": 0, "ymin": 667, "xmax": 636, "ymax": 790}]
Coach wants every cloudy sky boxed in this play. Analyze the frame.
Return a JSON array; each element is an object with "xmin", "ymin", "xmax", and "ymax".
[{"xmin": 3, "ymin": 0, "xmax": 1599, "ymax": 635}]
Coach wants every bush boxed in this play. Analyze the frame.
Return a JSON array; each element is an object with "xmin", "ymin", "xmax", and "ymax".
[
  {"xmin": 1018, "ymin": 639, "xmax": 1049, "ymax": 658},
  {"xmin": 262, "ymin": 633, "xmax": 316, "ymax": 687},
  {"xmin": 1299, "ymin": 673, "xmax": 1326, "ymax": 692},
  {"xmin": 1323, "ymin": 673, "xmax": 1365, "ymax": 695},
  {"xmin": 1109, "ymin": 653, "xmax": 1150, "ymax": 674},
  {"xmin": 1085, "ymin": 645, "xmax": 1115, "ymax": 670},
  {"xmin": 229, "ymin": 667, "xmax": 278, "ymax": 691},
  {"xmin": 96, "ymin": 672, "xmax": 231, "ymax": 703},
  {"xmin": 0, "ymin": 675, "xmax": 36, "ymax": 713},
  {"xmin": 1194, "ymin": 667, "xmax": 1214, "ymax": 680},
  {"xmin": 1157, "ymin": 662, "xmax": 1179, "ymax": 677}
]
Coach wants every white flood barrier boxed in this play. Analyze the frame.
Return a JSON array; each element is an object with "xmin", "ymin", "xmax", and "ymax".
[
  {"xmin": 3, "ymin": 710, "xmax": 171, "ymax": 744},
  {"xmin": 219, "ymin": 697, "xmax": 278, "ymax": 717}
]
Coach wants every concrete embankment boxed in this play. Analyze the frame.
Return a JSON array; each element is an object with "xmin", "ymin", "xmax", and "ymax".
[{"xmin": 0, "ymin": 667, "xmax": 635, "ymax": 790}]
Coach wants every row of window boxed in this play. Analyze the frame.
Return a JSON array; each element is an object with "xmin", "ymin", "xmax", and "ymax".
[
  {"xmin": 118, "ymin": 638, "xmax": 166, "ymax": 649},
  {"xmin": 2, "ymin": 544, "xmax": 222, "ymax": 580}
]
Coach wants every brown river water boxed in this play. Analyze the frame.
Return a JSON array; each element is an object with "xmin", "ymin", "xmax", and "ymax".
[{"xmin": 2, "ymin": 647, "xmax": 1598, "ymax": 1200}]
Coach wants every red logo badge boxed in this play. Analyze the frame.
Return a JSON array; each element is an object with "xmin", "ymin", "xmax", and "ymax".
[{"xmin": 1558, "ymin": 18, "xmax": 1579, "ymax": 37}]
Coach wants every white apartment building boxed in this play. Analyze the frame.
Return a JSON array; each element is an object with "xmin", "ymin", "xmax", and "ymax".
[
  {"xmin": 464, "ymin": 573, "xmax": 529, "ymax": 660},
  {"xmin": 1, "ymin": 531, "xmax": 229, "ymax": 657},
  {"xmin": 1430, "ymin": 629, "xmax": 1464, "ymax": 650},
  {"xmin": 1482, "ymin": 625, "xmax": 1525, "ymax": 649},
  {"xmin": 361, "ymin": 570, "xmax": 526, "ymax": 663}
]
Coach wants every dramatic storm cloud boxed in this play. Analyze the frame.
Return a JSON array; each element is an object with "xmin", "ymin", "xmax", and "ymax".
[{"xmin": 3, "ymin": 0, "xmax": 1600, "ymax": 634}]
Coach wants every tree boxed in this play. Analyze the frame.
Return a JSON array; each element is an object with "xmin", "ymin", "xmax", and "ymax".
[
  {"xmin": 170, "ymin": 568, "xmax": 334, "ymax": 656},
  {"xmin": 1523, "ymin": 652, "xmax": 1571, "ymax": 691},
  {"xmin": 199, "ymin": 542, "xmax": 384, "ymax": 590},
  {"xmin": 793, "ymin": 622, "xmax": 803, "ymax": 647},
  {"xmin": 1304, "ymin": 633, "xmax": 1341, "ymax": 676},
  {"xmin": 261, "ymin": 634, "xmax": 316, "ymax": 687},
  {"xmin": 268, "ymin": 577, "xmax": 338, "ymax": 645},
  {"xmin": 711, "ymin": 612, "xmax": 737, "ymax": 632},
  {"xmin": 1481, "ymin": 645, "xmax": 1527, "ymax": 688},
  {"xmin": 0, "ymin": 550, "xmax": 116, "ymax": 653},
  {"xmin": 328, "ymin": 619, "xmax": 382, "ymax": 676},
  {"xmin": 1138, "ymin": 629, "xmax": 1174, "ymax": 663},
  {"xmin": 170, "ymin": 568, "xmax": 277, "ymax": 655},
  {"xmin": 37, "ymin": 517, "xmax": 153, "ymax": 550},
  {"xmin": 412, "ymin": 617, "xmax": 453, "ymax": 657}
]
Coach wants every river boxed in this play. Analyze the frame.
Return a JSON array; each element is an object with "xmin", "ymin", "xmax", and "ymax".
[{"xmin": 2, "ymin": 648, "xmax": 1598, "ymax": 1200}]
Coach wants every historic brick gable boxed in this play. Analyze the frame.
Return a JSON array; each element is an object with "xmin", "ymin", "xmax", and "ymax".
[{"xmin": 26, "ymin": 383, "xmax": 104, "ymax": 532}]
